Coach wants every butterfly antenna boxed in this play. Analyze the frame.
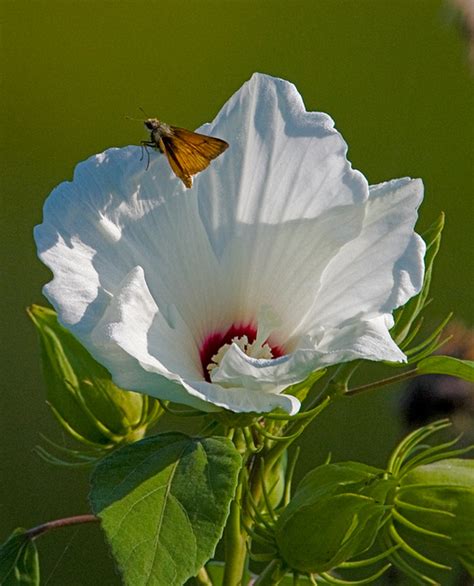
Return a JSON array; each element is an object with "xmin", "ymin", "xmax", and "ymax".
[{"xmin": 138, "ymin": 106, "xmax": 149, "ymax": 118}]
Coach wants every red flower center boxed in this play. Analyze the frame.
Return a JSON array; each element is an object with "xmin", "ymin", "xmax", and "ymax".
[{"xmin": 199, "ymin": 323, "xmax": 285, "ymax": 381}]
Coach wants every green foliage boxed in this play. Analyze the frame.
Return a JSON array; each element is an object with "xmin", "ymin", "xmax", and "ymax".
[
  {"xmin": 274, "ymin": 462, "xmax": 394, "ymax": 574},
  {"xmin": 269, "ymin": 423, "xmax": 473, "ymax": 584},
  {"xmin": 90, "ymin": 432, "xmax": 242, "ymax": 586},
  {"xmin": 28, "ymin": 305, "xmax": 162, "ymax": 459},
  {"xmin": 0, "ymin": 529, "xmax": 39, "ymax": 585},
  {"xmin": 417, "ymin": 355, "xmax": 474, "ymax": 382}
]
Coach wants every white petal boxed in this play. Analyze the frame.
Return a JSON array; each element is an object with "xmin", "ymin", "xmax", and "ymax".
[
  {"xmin": 211, "ymin": 339, "xmax": 321, "ymax": 389},
  {"xmin": 89, "ymin": 266, "xmax": 301, "ymax": 414},
  {"xmin": 314, "ymin": 315, "xmax": 406, "ymax": 364},
  {"xmin": 304, "ymin": 177, "xmax": 425, "ymax": 331},
  {"xmin": 206, "ymin": 179, "xmax": 424, "ymax": 391},
  {"xmin": 35, "ymin": 146, "xmax": 231, "ymax": 347},
  {"xmin": 215, "ymin": 203, "xmax": 365, "ymax": 343},
  {"xmin": 211, "ymin": 313, "xmax": 405, "ymax": 394},
  {"xmin": 35, "ymin": 147, "xmax": 169, "ymax": 336},
  {"xmin": 181, "ymin": 379, "xmax": 300, "ymax": 415},
  {"xmin": 89, "ymin": 265, "xmax": 211, "ymax": 409},
  {"xmin": 195, "ymin": 73, "xmax": 369, "ymax": 258}
]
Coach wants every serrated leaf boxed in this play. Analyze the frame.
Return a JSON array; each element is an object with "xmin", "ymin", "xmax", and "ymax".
[
  {"xmin": 0, "ymin": 529, "xmax": 40, "ymax": 585},
  {"xmin": 417, "ymin": 356, "xmax": 474, "ymax": 382},
  {"xmin": 90, "ymin": 432, "xmax": 241, "ymax": 586}
]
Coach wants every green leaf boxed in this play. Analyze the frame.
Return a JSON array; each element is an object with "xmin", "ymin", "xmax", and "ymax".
[
  {"xmin": 0, "ymin": 529, "xmax": 40, "ymax": 585},
  {"xmin": 90, "ymin": 432, "xmax": 241, "ymax": 586},
  {"xmin": 417, "ymin": 355, "xmax": 474, "ymax": 382}
]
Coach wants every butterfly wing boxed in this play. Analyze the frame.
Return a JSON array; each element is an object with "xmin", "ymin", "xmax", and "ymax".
[
  {"xmin": 172, "ymin": 127, "xmax": 229, "ymax": 164},
  {"xmin": 161, "ymin": 128, "xmax": 229, "ymax": 188}
]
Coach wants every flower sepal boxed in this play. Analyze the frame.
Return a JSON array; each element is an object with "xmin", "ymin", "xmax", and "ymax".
[
  {"xmin": 396, "ymin": 459, "xmax": 474, "ymax": 576},
  {"xmin": 210, "ymin": 410, "xmax": 260, "ymax": 430},
  {"xmin": 283, "ymin": 369, "xmax": 328, "ymax": 404},
  {"xmin": 391, "ymin": 213, "xmax": 444, "ymax": 349}
]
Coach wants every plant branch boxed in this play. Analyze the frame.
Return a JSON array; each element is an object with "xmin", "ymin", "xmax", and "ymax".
[
  {"xmin": 345, "ymin": 368, "xmax": 419, "ymax": 396},
  {"xmin": 26, "ymin": 514, "xmax": 99, "ymax": 540}
]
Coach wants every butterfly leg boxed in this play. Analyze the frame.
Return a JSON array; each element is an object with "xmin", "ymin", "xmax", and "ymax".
[{"xmin": 140, "ymin": 141, "xmax": 156, "ymax": 171}]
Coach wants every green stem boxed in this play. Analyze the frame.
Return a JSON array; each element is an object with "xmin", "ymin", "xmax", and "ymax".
[
  {"xmin": 194, "ymin": 566, "xmax": 214, "ymax": 586},
  {"xmin": 266, "ymin": 396, "xmax": 331, "ymax": 467},
  {"xmin": 345, "ymin": 368, "xmax": 419, "ymax": 396},
  {"xmin": 253, "ymin": 559, "xmax": 286, "ymax": 585},
  {"xmin": 223, "ymin": 478, "xmax": 248, "ymax": 586},
  {"xmin": 303, "ymin": 362, "xmax": 359, "ymax": 412}
]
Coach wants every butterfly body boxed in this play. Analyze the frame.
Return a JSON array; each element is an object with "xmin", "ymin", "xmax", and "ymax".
[{"xmin": 142, "ymin": 118, "xmax": 229, "ymax": 188}]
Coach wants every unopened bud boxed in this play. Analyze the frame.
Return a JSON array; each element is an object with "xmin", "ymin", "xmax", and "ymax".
[
  {"xmin": 397, "ymin": 458, "xmax": 474, "ymax": 573},
  {"xmin": 28, "ymin": 305, "xmax": 162, "ymax": 452},
  {"xmin": 275, "ymin": 462, "xmax": 394, "ymax": 573}
]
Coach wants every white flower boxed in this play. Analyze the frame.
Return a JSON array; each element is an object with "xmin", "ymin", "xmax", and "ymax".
[{"xmin": 35, "ymin": 73, "xmax": 425, "ymax": 416}]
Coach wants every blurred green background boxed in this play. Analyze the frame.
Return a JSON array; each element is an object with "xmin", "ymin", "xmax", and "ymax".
[{"xmin": 1, "ymin": 1, "xmax": 473, "ymax": 584}]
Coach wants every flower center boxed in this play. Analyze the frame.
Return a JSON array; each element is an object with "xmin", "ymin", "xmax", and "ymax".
[{"xmin": 199, "ymin": 323, "xmax": 285, "ymax": 382}]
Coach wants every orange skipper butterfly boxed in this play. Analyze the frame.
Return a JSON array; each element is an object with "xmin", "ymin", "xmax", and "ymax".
[{"xmin": 141, "ymin": 119, "xmax": 229, "ymax": 188}]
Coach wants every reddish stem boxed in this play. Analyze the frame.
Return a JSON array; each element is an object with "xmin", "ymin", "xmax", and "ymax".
[{"xmin": 26, "ymin": 514, "xmax": 99, "ymax": 540}]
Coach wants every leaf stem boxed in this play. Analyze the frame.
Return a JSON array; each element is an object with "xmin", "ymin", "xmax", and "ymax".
[
  {"xmin": 345, "ymin": 368, "xmax": 419, "ymax": 396},
  {"xmin": 26, "ymin": 514, "xmax": 99, "ymax": 540}
]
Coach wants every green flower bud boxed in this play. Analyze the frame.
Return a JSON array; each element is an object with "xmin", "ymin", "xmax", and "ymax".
[
  {"xmin": 397, "ymin": 458, "xmax": 474, "ymax": 575},
  {"xmin": 275, "ymin": 462, "xmax": 394, "ymax": 573},
  {"xmin": 28, "ymin": 305, "xmax": 162, "ymax": 453}
]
